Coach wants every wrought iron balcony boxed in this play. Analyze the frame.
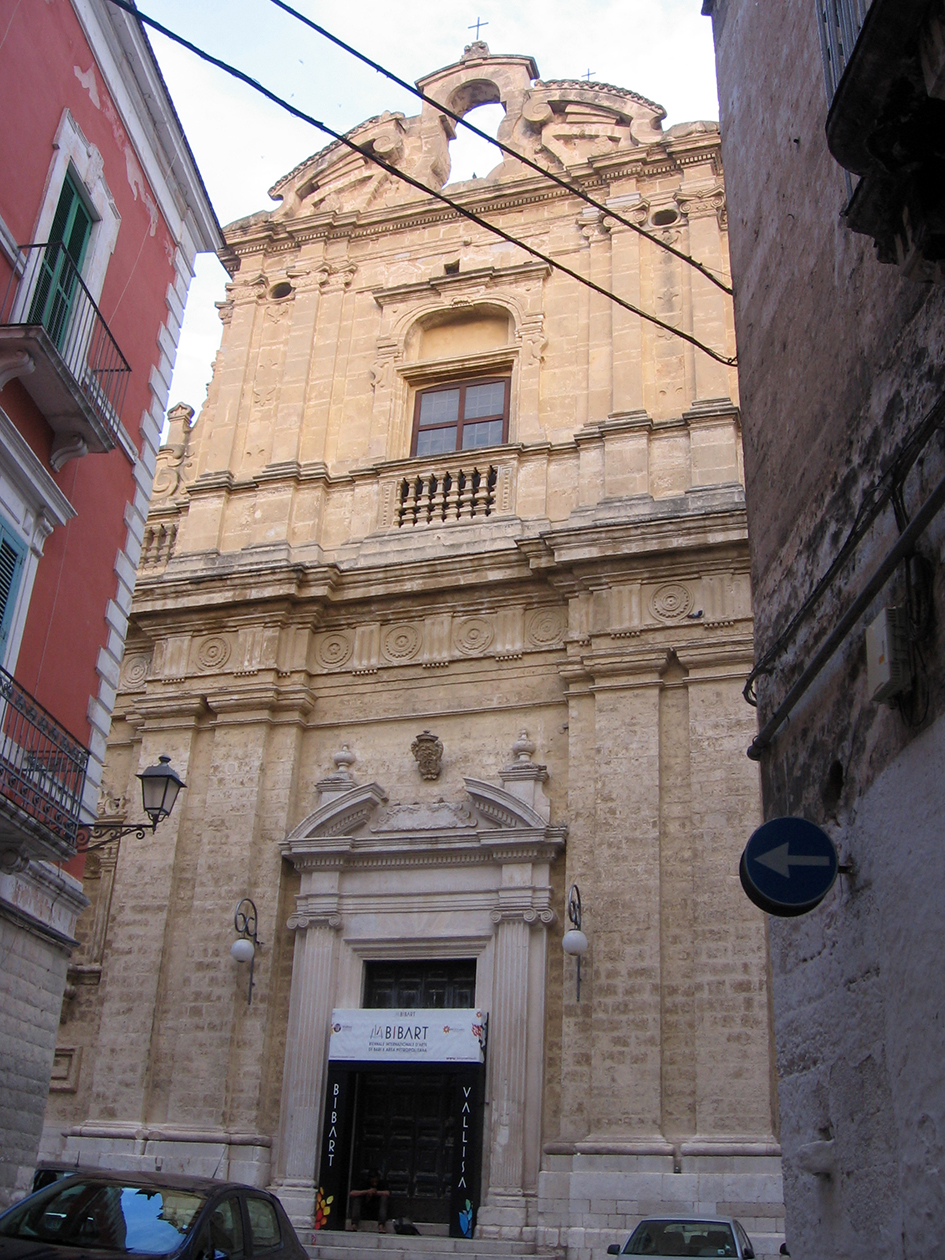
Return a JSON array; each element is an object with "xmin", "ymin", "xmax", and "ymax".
[
  {"xmin": 0, "ymin": 663, "xmax": 89, "ymax": 867},
  {"xmin": 824, "ymin": 0, "xmax": 945, "ymax": 277},
  {"xmin": 0, "ymin": 242, "xmax": 131, "ymax": 468}
]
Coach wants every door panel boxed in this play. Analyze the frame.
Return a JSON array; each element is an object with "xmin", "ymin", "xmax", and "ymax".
[{"xmin": 351, "ymin": 1071, "xmax": 454, "ymax": 1223}]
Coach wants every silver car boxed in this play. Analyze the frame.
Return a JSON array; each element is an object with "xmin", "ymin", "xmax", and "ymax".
[{"xmin": 606, "ymin": 1216, "xmax": 757, "ymax": 1258}]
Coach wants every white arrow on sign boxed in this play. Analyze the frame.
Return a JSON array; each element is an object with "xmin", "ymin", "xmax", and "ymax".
[{"xmin": 755, "ymin": 842, "xmax": 831, "ymax": 879}]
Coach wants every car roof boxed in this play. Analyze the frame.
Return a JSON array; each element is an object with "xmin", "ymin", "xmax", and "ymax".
[
  {"xmin": 35, "ymin": 1172, "xmax": 262, "ymax": 1195},
  {"xmin": 636, "ymin": 1217, "xmax": 739, "ymax": 1226}
]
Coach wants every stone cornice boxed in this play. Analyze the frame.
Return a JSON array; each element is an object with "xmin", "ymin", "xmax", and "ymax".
[
  {"xmin": 372, "ymin": 261, "xmax": 550, "ymax": 307},
  {"xmin": 282, "ymin": 838, "xmax": 565, "ymax": 873},
  {"xmin": 222, "ymin": 137, "xmax": 724, "ymax": 260}
]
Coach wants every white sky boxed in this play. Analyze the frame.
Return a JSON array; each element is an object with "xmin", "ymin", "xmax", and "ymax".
[{"xmin": 144, "ymin": 0, "xmax": 720, "ymax": 416}]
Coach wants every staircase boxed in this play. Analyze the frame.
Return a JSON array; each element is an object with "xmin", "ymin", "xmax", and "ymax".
[{"xmin": 305, "ymin": 1230, "xmax": 550, "ymax": 1260}]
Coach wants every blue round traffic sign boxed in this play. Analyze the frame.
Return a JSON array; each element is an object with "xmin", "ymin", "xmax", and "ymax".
[{"xmin": 739, "ymin": 817, "xmax": 839, "ymax": 917}]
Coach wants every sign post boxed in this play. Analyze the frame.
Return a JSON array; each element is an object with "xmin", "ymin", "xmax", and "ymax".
[{"xmin": 739, "ymin": 817, "xmax": 840, "ymax": 917}]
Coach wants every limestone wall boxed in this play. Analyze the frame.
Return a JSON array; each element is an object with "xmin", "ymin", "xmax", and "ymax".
[{"xmin": 43, "ymin": 47, "xmax": 783, "ymax": 1258}]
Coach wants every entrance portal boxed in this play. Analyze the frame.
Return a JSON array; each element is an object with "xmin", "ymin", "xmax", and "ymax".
[{"xmin": 315, "ymin": 959, "xmax": 484, "ymax": 1237}]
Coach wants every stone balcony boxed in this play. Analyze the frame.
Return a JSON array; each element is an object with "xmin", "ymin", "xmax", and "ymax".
[
  {"xmin": 0, "ymin": 243, "xmax": 131, "ymax": 469},
  {"xmin": 140, "ymin": 398, "xmax": 743, "ymax": 576}
]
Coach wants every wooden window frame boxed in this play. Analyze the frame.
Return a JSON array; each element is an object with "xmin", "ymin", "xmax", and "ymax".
[{"xmin": 411, "ymin": 376, "xmax": 511, "ymax": 457}]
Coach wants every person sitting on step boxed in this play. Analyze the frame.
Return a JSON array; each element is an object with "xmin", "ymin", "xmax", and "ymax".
[{"xmin": 347, "ymin": 1170, "xmax": 390, "ymax": 1232}]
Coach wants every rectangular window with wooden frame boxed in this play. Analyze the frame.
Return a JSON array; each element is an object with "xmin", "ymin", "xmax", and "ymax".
[{"xmin": 412, "ymin": 377, "xmax": 510, "ymax": 456}]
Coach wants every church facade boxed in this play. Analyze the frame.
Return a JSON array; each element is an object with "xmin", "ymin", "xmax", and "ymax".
[{"xmin": 42, "ymin": 45, "xmax": 784, "ymax": 1258}]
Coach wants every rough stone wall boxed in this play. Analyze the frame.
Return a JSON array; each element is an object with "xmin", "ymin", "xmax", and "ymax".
[
  {"xmin": 709, "ymin": 2, "xmax": 945, "ymax": 1257},
  {"xmin": 0, "ymin": 914, "xmax": 70, "ymax": 1208}
]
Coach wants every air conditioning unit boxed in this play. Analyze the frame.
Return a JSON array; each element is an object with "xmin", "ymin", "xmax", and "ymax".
[{"xmin": 865, "ymin": 605, "xmax": 911, "ymax": 704}]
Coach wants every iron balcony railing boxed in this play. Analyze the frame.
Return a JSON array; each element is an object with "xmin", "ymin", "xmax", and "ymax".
[
  {"xmin": 0, "ymin": 663, "xmax": 89, "ymax": 846},
  {"xmin": 818, "ymin": 0, "xmax": 872, "ymax": 101},
  {"xmin": 1, "ymin": 241, "xmax": 130, "ymax": 441}
]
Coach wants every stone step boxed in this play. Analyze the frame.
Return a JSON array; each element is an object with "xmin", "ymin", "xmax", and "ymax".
[{"xmin": 305, "ymin": 1233, "xmax": 542, "ymax": 1260}]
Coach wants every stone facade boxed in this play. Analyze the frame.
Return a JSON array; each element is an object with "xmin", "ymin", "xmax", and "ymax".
[
  {"xmin": 705, "ymin": 2, "xmax": 945, "ymax": 1258},
  {"xmin": 42, "ymin": 45, "xmax": 783, "ymax": 1257}
]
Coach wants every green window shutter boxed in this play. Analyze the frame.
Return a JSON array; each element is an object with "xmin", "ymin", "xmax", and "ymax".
[
  {"xmin": 29, "ymin": 173, "xmax": 93, "ymax": 344},
  {"xmin": 0, "ymin": 523, "xmax": 27, "ymax": 663}
]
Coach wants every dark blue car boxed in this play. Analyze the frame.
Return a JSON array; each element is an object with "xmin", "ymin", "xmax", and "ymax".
[{"xmin": 0, "ymin": 1173, "xmax": 308, "ymax": 1260}]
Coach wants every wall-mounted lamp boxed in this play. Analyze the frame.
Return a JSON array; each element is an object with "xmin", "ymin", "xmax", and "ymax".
[
  {"xmin": 231, "ymin": 898, "xmax": 263, "ymax": 1005},
  {"xmin": 562, "ymin": 883, "xmax": 588, "ymax": 1000},
  {"xmin": 76, "ymin": 756, "xmax": 186, "ymax": 852}
]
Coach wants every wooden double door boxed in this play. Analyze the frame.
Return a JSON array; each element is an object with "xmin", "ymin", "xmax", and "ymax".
[
  {"xmin": 350, "ymin": 959, "xmax": 477, "ymax": 1224},
  {"xmin": 351, "ymin": 1069, "xmax": 456, "ymax": 1223}
]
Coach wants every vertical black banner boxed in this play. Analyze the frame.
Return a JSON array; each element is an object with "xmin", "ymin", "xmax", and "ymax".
[
  {"xmin": 314, "ymin": 1065, "xmax": 352, "ymax": 1232},
  {"xmin": 449, "ymin": 1064, "xmax": 483, "ymax": 1238}
]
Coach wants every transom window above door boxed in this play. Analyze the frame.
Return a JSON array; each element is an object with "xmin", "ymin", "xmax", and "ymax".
[{"xmin": 413, "ymin": 378, "xmax": 510, "ymax": 456}]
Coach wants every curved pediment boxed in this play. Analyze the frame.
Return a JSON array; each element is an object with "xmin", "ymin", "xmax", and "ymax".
[
  {"xmin": 281, "ymin": 773, "xmax": 559, "ymax": 864},
  {"xmin": 284, "ymin": 782, "xmax": 389, "ymax": 843}
]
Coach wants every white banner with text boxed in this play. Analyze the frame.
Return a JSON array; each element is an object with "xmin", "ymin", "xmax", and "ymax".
[{"xmin": 328, "ymin": 1008, "xmax": 487, "ymax": 1063}]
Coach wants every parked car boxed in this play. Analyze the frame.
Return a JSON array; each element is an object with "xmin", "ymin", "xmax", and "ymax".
[
  {"xmin": 0, "ymin": 1172, "xmax": 307, "ymax": 1260},
  {"xmin": 606, "ymin": 1216, "xmax": 756, "ymax": 1258},
  {"xmin": 30, "ymin": 1166, "xmax": 99, "ymax": 1195}
]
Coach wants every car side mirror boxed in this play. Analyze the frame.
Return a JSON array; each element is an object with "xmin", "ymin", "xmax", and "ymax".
[
  {"xmin": 607, "ymin": 1246, "xmax": 621, "ymax": 1255},
  {"xmin": 743, "ymin": 1250, "xmax": 754, "ymax": 1259}
]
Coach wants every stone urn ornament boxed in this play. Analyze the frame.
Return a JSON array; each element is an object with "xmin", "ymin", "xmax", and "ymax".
[{"xmin": 412, "ymin": 730, "xmax": 444, "ymax": 780}]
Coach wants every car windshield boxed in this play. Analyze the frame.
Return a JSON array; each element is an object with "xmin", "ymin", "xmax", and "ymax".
[
  {"xmin": 0, "ymin": 1181, "xmax": 207, "ymax": 1255},
  {"xmin": 625, "ymin": 1220, "xmax": 737, "ymax": 1257}
]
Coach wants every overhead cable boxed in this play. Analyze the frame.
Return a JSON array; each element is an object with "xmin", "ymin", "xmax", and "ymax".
[
  {"xmin": 266, "ymin": 0, "xmax": 733, "ymax": 296},
  {"xmin": 106, "ymin": 0, "xmax": 736, "ymax": 367}
]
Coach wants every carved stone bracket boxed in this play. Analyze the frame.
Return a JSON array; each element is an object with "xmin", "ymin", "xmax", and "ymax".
[{"xmin": 0, "ymin": 348, "xmax": 34, "ymax": 390}]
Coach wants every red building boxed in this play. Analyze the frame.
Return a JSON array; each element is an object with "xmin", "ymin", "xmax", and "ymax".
[{"xmin": 0, "ymin": 0, "xmax": 219, "ymax": 1205}]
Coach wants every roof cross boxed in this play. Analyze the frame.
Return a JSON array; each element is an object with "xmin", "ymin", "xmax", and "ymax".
[
  {"xmin": 581, "ymin": 68, "xmax": 596, "ymax": 81},
  {"xmin": 467, "ymin": 17, "xmax": 488, "ymax": 38}
]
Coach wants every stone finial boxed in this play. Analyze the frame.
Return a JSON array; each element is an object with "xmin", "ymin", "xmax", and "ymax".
[
  {"xmin": 332, "ymin": 744, "xmax": 356, "ymax": 777},
  {"xmin": 412, "ymin": 730, "xmax": 444, "ymax": 780},
  {"xmin": 462, "ymin": 40, "xmax": 490, "ymax": 61},
  {"xmin": 316, "ymin": 744, "xmax": 358, "ymax": 802},
  {"xmin": 500, "ymin": 730, "xmax": 550, "ymax": 821}
]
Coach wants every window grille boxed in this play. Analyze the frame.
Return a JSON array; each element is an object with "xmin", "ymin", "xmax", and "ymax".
[{"xmin": 817, "ymin": 0, "xmax": 872, "ymax": 102}]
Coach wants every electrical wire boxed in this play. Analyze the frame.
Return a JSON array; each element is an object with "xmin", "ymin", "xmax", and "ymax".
[
  {"xmin": 104, "ymin": 0, "xmax": 737, "ymax": 367},
  {"xmin": 266, "ymin": 0, "xmax": 734, "ymax": 297}
]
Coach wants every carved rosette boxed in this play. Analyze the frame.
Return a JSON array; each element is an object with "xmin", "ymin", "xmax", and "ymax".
[
  {"xmin": 650, "ymin": 582, "xmax": 694, "ymax": 621},
  {"xmin": 195, "ymin": 635, "xmax": 231, "ymax": 672},
  {"xmin": 317, "ymin": 632, "xmax": 354, "ymax": 669},
  {"xmin": 454, "ymin": 616, "xmax": 494, "ymax": 656},
  {"xmin": 383, "ymin": 623, "xmax": 422, "ymax": 662},
  {"xmin": 525, "ymin": 607, "xmax": 567, "ymax": 648}
]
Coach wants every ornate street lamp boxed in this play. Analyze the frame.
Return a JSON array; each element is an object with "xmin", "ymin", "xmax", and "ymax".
[
  {"xmin": 75, "ymin": 755, "xmax": 186, "ymax": 851},
  {"xmin": 562, "ymin": 883, "xmax": 588, "ymax": 1000},
  {"xmin": 231, "ymin": 898, "xmax": 263, "ymax": 1005}
]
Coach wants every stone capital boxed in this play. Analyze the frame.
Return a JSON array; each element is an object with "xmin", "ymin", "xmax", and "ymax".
[{"xmin": 286, "ymin": 911, "xmax": 342, "ymax": 932}]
